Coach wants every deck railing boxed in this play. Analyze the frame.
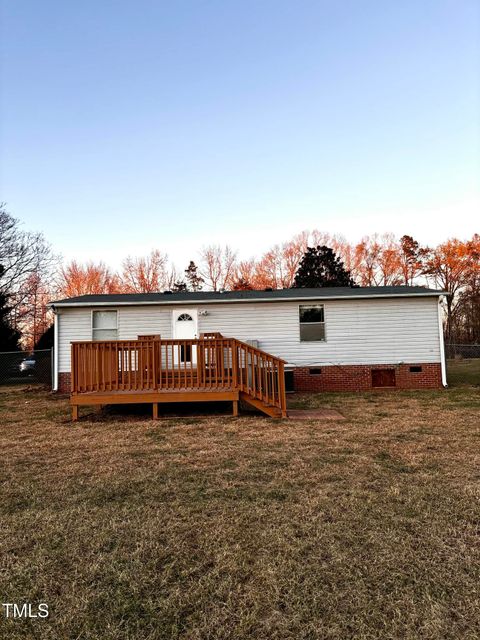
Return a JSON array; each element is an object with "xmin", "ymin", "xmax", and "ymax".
[{"xmin": 70, "ymin": 336, "xmax": 286, "ymax": 415}]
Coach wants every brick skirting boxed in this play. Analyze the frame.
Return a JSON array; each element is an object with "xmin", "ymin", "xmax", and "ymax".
[
  {"xmin": 293, "ymin": 363, "xmax": 443, "ymax": 392},
  {"xmin": 58, "ymin": 372, "xmax": 71, "ymax": 394}
]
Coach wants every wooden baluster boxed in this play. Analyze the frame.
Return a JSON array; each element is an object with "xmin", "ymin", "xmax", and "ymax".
[
  {"xmin": 252, "ymin": 349, "xmax": 256, "ymax": 397},
  {"xmin": 99, "ymin": 343, "xmax": 103, "ymax": 391},
  {"xmin": 242, "ymin": 346, "xmax": 246, "ymax": 390},
  {"xmin": 258, "ymin": 354, "xmax": 263, "ymax": 401},
  {"xmin": 134, "ymin": 342, "xmax": 138, "ymax": 390},
  {"xmin": 121, "ymin": 343, "xmax": 124, "ymax": 390},
  {"xmin": 267, "ymin": 358, "xmax": 272, "ymax": 405},
  {"xmin": 114, "ymin": 343, "xmax": 118, "ymax": 391},
  {"xmin": 145, "ymin": 342, "xmax": 149, "ymax": 389},
  {"xmin": 279, "ymin": 361, "xmax": 286, "ymax": 416},
  {"xmin": 83, "ymin": 343, "xmax": 86, "ymax": 392},
  {"xmin": 165, "ymin": 343, "xmax": 169, "ymax": 389},
  {"xmin": 219, "ymin": 340, "xmax": 224, "ymax": 388},
  {"xmin": 196, "ymin": 341, "xmax": 202, "ymax": 388},
  {"xmin": 239, "ymin": 345, "xmax": 243, "ymax": 390},
  {"xmin": 231, "ymin": 341, "xmax": 237, "ymax": 389},
  {"xmin": 137, "ymin": 342, "xmax": 140, "ymax": 390},
  {"xmin": 132, "ymin": 342, "xmax": 135, "ymax": 391},
  {"xmin": 172, "ymin": 343, "xmax": 175, "ymax": 389},
  {"xmin": 98, "ymin": 344, "xmax": 101, "ymax": 391},
  {"xmin": 149, "ymin": 340, "xmax": 153, "ymax": 390},
  {"xmin": 106, "ymin": 343, "xmax": 110, "ymax": 391},
  {"xmin": 133, "ymin": 343, "xmax": 137, "ymax": 390},
  {"xmin": 241, "ymin": 344, "xmax": 245, "ymax": 389},
  {"xmin": 71, "ymin": 344, "xmax": 75, "ymax": 392},
  {"xmin": 183, "ymin": 340, "xmax": 187, "ymax": 388},
  {"xmin": 189, "ymin": 343, "xmax": 193, "ymax": 388},
  {"xmin": 84, "ymin": 344, "xmax": 88, "ymax": 391},
  {"xmin": 207, "ymin": 342, "xmax": 212, "ymax": 389},
  {"xmin": 156, "ymin": 340, "xmax": 159, "ymax": 389},
  {"xmin": 264, "ymin": 356, "xmax": 267, "ymax": 402},
  {"xmin": 264, "ymin": 357, "xmax": 269, "ymax": 403},
  {"xmin": 89, "ymin": 344, "xmax": 92, "ymax": 392}
]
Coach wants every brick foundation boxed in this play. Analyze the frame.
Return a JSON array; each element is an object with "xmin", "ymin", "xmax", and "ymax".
[
  {"xmin": 292, "ymin": 363, "xmax": 443, "ymax": 392},
  {"xmin": 58, "ymin": 372, "xmax": 71, "ymax": 394}
]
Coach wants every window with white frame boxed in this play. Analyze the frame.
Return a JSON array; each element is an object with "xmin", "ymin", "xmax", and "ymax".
[
  {"xmin": 92, "ymin": 310, "xmax": 118, "ymax": 341},
  {"xmin": 299, "ymin": 304, "xmax": 325, "ymax": 341}
]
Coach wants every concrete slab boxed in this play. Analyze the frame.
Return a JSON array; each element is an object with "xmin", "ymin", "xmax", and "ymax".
[{"xmin": 287, "ymin": 408, "xmax": 345, "ymax": 420}]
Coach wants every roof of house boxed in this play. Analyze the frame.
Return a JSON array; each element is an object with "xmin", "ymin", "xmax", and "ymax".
[{"xmin": 49, "ymin": 286, "xmax": 445, "ymax": 307}]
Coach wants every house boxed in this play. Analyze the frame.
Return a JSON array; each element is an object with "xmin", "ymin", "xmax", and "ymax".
[{"xmin": 49, "ymin": 286, "xmax": 447, "ymax": 420}]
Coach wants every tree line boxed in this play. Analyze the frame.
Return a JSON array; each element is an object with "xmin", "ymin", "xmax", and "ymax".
[{"xmin": 1, "ymin": 204, "xmax": 478, "ymax": 350}]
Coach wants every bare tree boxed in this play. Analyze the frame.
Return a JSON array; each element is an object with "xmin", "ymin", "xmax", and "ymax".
[
  {"xmin": 16, "ymin": 272, "xmax": 54, "ymax": 349},
  {"xmin": 121, "ymin": 250, "xmax": 169, "ymax": 293},
  {"xmin": 0, "ymin": 204, "xmax": 57, "ymax": 300},
  {"xmin": 58, "ymin": 260, "xmax": 121, "ymax": 297},
  {"xmin": 0, "ymin": 205, "xmax": 57, "ymax": 339},
  {"xmin": 424, "ymin": 238, "xmax": 477, "ymax": 342},
  {"xmin": 199, "ymin": 245, "xmax": 237, "ymax": 291}
]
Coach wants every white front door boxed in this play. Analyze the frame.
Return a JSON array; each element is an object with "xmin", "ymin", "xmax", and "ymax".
[{"xmin": 172, "ymin": 309, "xmax": 198, "ymax": 365}]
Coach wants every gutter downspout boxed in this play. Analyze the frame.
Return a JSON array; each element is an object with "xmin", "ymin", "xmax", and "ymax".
[
  {"xmin": 437, "ymin": 296, "xmax": 448, "ymax": 387},
  {"xmin": 53, "ymin": 307, "xmax": 59, "ymax": 391}
]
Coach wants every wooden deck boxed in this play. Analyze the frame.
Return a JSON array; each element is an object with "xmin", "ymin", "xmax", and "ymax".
[{"xmin": 70, "ymin": 334, "xmax": 287, "ymax": 420}]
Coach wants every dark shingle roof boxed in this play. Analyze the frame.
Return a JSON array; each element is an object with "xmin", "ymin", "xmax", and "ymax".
[{"xmin": 49, "ymin": 286, "xmax": 444, "ymax": 307}]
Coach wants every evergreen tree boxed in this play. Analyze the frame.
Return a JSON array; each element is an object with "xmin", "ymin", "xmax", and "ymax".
[
  {"xmin": 293, "ymin": 246, "xmax": 357, "ymax": 288},
  {"xmin": 171, "ymin": 281, "xmax": 187, "ymax": 292},
  {"xmin": 35, "ymin": 324, "xmax": 54, "ymax": 350},
  {"xmin": 185, "ymin": 261, "xmax": 204, "ymax": 291}
]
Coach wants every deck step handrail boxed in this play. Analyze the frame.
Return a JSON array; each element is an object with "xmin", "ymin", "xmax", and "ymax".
[{"xmin": 70, "ymin": 336, "xmax": 287, "ymax": 416}]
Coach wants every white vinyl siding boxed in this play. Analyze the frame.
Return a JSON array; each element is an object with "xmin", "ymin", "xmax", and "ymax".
[
  {"xmin": 197, "ymin": 298, "xmax": 441, "ymax": 366},
  {"xmin": 57, "ymin": 297, "xmax": 442, "ymax": 373},
  {"xmin": 58, "ymin": 305, "xmax": 171, "ymax": 373}
]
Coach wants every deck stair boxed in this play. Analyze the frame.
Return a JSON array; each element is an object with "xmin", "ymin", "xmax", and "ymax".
[{"xmin": 70, "ymin": 334, "xmax": 287, "ymax": 420}]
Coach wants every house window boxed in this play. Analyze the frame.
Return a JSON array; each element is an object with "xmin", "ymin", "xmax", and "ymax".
[
  {"xmin": 92, "ymin": 310, "xmax": 118, "ymax": 341},
  {"xmin": 299, "ymin": 305, "xmax": 325, "ymax": 341}
]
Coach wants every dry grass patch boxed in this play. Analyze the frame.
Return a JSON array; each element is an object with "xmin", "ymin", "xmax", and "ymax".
[{"xmin": 0, "ymin": 385, "xmax": 479, "ymax": 639}]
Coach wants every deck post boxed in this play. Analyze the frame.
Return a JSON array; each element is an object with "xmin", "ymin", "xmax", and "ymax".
[
  {"xmin": 72, "ymin": 404, "xmax": 79, "ymax": 422},
  {"xmin": 152, "ymin": 403, "xmax": 159, "ymax": 420},
  {"xmin": 232, "ymin": 399, "xmax": 239, "ymax": 417}
]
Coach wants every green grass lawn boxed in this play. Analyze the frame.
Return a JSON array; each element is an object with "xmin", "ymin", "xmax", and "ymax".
[
  {"xmin": 0, "ymin": 385, "xmax": 479, "ymax": 639},
  {"xmin": 447, "ymin": 358, "xmax": 480, "ymax": 387}
]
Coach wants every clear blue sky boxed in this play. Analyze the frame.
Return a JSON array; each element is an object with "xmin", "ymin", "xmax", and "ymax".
[{"xmin": 1, "ymin": 0, "xmax": 479, "ymax": 268}]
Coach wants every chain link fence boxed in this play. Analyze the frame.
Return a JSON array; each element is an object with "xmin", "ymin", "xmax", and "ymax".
[
  {"xmin": 446, "ymin": 343, "xmax": 480, "ymax": 387},
  {"xmin": 0, "ymin": 349, "xmax": 53, "ymax": 387}
]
